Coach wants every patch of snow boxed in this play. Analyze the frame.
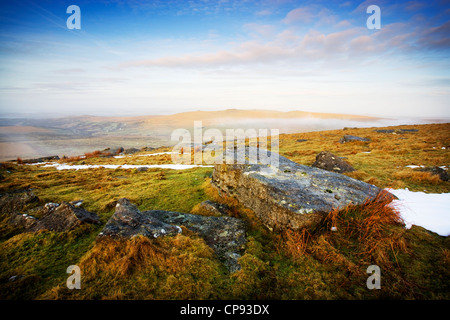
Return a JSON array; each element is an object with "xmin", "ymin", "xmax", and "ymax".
[
  {"xmin": 26, "ymin": 162, "xmax": 52, "ymax": 166},
  {"xmin": 388, "ymin": 188, "xmax": 450, "ymax": 237},
  {"xmin": 72, "ymin": 200, "xmax": 83, "ymax": 207},
  {"xmin": 405, "ymin": 165, "xmax": 424, "ymax": 169}
]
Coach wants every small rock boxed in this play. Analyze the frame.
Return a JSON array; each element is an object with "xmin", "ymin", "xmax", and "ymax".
[
  {"xmin": 339, "ymin": 135, "xmax": 371, "ymax": 143},
  {"xmin": 28, "ymin": 202, "xmax": 100, "ymax": 232},
  {"xmin": 194, "ymin": 200, "xmax": 232, "ymax": 216},
  {"xmin": 124, "ymin": 148, "xmax": 140, "ymax": 155},
  {"xmin": 375, "ymin": 129, "xmax": 395, "ymax": 133},
  {"xmin": 415, "ymin": 166, "xmax": 449, "ymax": 181},
  {"xmin": 312, "ymin": 151, "xmax": 355, "ymax": 173}
]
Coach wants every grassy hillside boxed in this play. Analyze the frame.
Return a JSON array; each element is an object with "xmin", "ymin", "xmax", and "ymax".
[{"xmin": 0, "ymin": 123, "xmax": 449, "ymax": 300}]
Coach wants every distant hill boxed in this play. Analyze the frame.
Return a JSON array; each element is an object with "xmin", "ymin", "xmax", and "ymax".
[{"xmin": 0, "ymin": 108, "xmax": 436, "ymax": 161}]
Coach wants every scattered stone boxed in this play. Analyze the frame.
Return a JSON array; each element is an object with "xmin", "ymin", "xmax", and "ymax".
[
  {"xmin": 415, "ymin": 166, "xmax": 449, "ymax": 181},
  {"xmin": 28, "ymin": 202, "xmax": 100, "ymax": 232},
  {"xmin": 136, "ymin": 167, "xmax": 148, "ymax": 172},
  {"xmin": 339, "ymin": 135, "xmax": 371, "ymax": 143},
  {"xmin": 296, "ymin": 139, "xmax": 308, "ymax": 143},
  {"xmin": 212, "ymin": 147, "xmax": 391, "ymax": 231},
  {"xmin": 312, "ymin": 151, "xmax": 355, "ymax": 173}
]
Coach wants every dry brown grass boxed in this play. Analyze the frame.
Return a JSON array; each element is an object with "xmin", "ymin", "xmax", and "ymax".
[
  {"xmin": 393, "ymin": 169, "xmax": 442, "ymax": 185},
  {"xmin": 279, "ymin": 123, "xmax": 450, "ymax": 193},
  {"xmin": 277, "ymin": 191, "xmax": 407, "ymax": 274}
]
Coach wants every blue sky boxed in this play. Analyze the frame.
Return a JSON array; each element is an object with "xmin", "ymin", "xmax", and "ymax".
[{"xmin": 0, "ymin": 0, "xmax": 449, "ymax": 118}]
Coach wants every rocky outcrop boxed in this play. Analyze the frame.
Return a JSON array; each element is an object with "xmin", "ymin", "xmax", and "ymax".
[
  {"xmin": 27, "ymin": 202, "xmax": 100, "ymax": 232},
  {"xmin": 212, "ymin": 147, "xmax": 389, "ymax": 231},
  {"xmin": 98, "ymin": 198, "xmax": 181, "ymax": 239},
  {"xmin": 0, "ymin": 189, "xmax": 39, "ymax": 215},
  {"xmin": 312, "ymin": 151, "xmax": 355, "ymax": 173},
  {"xmin": 99, "ymin": 198, "xmax": 247, "ymax": 272},
  {"xmin": 0, "ymin": 190, "xmax": 100, "ymax": 232},
  {"xmin": 339, "ymin": 135, "xmax": 371, "ymax": 143},
  {"xmin": 150, "ymin": 210, "xmax": 246, "ymax": 272}
]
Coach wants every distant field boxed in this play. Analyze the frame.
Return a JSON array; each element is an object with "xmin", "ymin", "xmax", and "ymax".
[
  {"xmin": 1, "ymin": 109, "xmax": 446, "ymax": 161},
  {"xmin": 0, "ymin": 126, "xmax": 52, "ymax": 134}
]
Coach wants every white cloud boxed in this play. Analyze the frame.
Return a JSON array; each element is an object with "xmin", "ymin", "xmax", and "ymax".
[{"xmin": 282, "ymin": 7, "xmax": 315, "ymax": 24}]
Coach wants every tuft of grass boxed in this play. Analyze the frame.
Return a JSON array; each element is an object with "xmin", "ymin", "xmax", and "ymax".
[
  {"xmin": 41, "ymin": 234, "xmax": 227, "ymax": 300},
  {"xmin": 393, "ymin": 169, "xmax": 442, "ymax": 185}
]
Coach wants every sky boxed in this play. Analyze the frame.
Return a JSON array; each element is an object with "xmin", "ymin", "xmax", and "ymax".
[{"xmin": 0, "ymin": 0, "xmax": 449, "ymax": 118}]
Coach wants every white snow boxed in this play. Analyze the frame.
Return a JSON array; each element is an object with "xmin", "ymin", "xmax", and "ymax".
[
  {"xmin": 388, "ymin": 188, "xmax": 450, "ymax": 237},
  {"xmin": 405, "ymin": 165, "xmax": 424, "ymax": 169}
]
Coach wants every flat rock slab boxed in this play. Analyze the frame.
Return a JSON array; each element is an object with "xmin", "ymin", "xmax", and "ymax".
[
  {"xmin": 149, "ymin": 210, "xmax": 246, "ymax": 272},
  {"xmin": 212, "ymin": 148, "xmax": 388, "ymax": 231},
  {"xmin": 98, "ymin": 198, "xmax": 181, "ymax": 239},
  {"xmin": 99, "ymin": 198, "xmax": 247, "ymax": 272},
  {"xmin": 339, "ymin": 135, "xmax": 371, "ymax": 143}
]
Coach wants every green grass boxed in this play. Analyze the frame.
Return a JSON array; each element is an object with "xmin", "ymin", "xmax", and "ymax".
[{"xmin": 0, "ymin": 123, "xmax": 449, "ymax": 300}]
